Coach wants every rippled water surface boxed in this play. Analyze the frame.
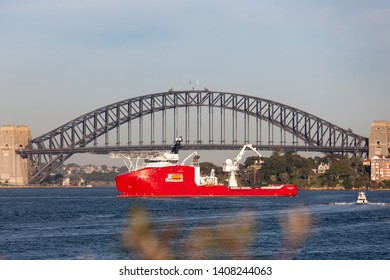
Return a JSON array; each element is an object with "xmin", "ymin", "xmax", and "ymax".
[{"xmin": 0, "ymin": 187, "xmax": 389, "ymax": 259}]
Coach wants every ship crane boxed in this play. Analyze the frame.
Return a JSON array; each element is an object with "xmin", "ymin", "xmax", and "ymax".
[{"xmin": 223, "ymin": 144, "xmax": 263, "ymax": 188}]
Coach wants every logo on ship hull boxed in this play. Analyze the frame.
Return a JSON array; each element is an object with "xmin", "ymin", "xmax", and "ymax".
[{"xmin": 166, "ymin": 173, "xmax": 183, "ymax": 182}]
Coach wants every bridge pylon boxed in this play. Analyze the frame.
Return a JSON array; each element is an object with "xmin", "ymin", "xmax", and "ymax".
[{"xmin": 0, "ymin": 125, "xmax": 31, "ymax": 185}]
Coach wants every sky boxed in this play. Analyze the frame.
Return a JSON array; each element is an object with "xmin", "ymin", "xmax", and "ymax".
[{"xmin": 1, "ymin": 0, "xmax": 389, "ymax": 164}]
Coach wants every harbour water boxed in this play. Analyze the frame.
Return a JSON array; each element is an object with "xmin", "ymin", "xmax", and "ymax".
[{"xmin": 0, "ymin": 187, "xmax": 389, "ymax": 260}]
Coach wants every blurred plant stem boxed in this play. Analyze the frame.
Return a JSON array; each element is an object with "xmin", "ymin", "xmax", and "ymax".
[
  {"xmin": 184, "ymin": 211, "xmax": 255, "ymax": 259},
  {"xmin": 122, "ymin": 206, "xmax": 312, "ymax": 260},
  {"xmin": 121, "ymin": 207, "xmax": 176, "ymax": 259},
  {"xmin": 277, "ymin": 207, "xmax": 313, "ymax": 259}
]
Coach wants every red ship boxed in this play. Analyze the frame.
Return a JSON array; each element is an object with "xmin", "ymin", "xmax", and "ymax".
[{"xmin": 115, "ymin": 137, "xmax": 298, "ymax": 197}]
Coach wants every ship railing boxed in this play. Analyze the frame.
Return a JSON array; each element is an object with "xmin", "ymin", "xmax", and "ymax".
[{"xmin": 110, "ymin": 152, "xmax": 162, "ymax": 171}]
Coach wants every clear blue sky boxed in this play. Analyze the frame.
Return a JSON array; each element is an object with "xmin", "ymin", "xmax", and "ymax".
[{"xmin": 1, "ymin": 1, "xmax": 389, "ymax": 147}]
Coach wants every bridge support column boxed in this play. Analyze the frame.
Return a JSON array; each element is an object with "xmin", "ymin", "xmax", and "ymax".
[
  {"xmin": 0, "ymin": 125, "xmax": 31, "ymax": 186},
  {"xmin": 369, "ymin": 120, "xmax": 390, "ymax": 158}
]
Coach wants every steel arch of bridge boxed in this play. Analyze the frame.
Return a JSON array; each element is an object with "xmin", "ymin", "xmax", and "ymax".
[{"xmin": 24, "ymin": 90, "xmax": 368, "ymax": 184}]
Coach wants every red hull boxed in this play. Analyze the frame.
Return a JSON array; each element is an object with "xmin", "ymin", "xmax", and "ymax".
[{"xmin": 115, "ymin": 165, "xmax": 298, "ymax": 197}]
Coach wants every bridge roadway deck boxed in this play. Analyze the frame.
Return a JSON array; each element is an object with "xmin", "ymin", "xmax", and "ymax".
[{"xmin": 21, "ymin": 144, "xmax": 369, "ymax": 155}]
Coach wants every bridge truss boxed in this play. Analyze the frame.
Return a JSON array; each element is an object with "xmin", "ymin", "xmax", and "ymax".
[{"xmin": 22, "ymin": 90, "xmax": 368, "ymax": 184}]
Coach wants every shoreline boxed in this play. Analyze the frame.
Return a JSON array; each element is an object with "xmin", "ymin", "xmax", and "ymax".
[
  {"xmin": 0, "ymin": 180, "xmax": 116, "ymax": 188},
  {"xmin": 0, "ymin": 185, "xmax": 116, "ymax": 189},
  {"xmin": 300, "ymin": 187, "xmax": 390, "ymax": 191},
  {"xmin": 1, "ymin": 185, "xmax": 389, "ymax": 190}
]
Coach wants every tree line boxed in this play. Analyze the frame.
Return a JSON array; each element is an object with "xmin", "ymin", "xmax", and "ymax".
[{"xmin": 200, "ymin": 152, "xmax": 390, "ymax": 189}]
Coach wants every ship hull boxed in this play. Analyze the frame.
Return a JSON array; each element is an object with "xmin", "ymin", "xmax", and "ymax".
[{"xmin": 115, "ymin": 165, "xmax": 298, "ymax": 197}]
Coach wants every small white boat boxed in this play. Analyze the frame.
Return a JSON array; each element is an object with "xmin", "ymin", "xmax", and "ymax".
[{"xmin": 356, "ymin": 191, "xmax": 367, "ymax": 204}]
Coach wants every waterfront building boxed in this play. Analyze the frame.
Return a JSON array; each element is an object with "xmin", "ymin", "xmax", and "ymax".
[
  {"xmin": 370, "ymin": 155, "xmax": 390, "ymax": 182},
  {"xmin": 0, "ymin": 125, "xmax": 31, "ymax": 185},
  {"xmin": 369, "ymin": 120, "xmax": 390, "ymax": 158},
  {"xmin": 369, "ymin": 121, "xmax": 390, "ymax": 182},
  {"xmin": 312, "ymin": 162, "xmax": 330, "ymax": 174}
]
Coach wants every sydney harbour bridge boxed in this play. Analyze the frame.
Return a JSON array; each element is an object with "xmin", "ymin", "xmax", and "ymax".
[{"xmin": 20, "ymin": 89, "xmax": 369, "ymax": 184}]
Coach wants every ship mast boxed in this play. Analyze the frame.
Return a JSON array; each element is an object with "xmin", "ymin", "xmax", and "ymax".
[{"xmin": 171, "ymin": 136, "xmax": 183, "ymax": 154}]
